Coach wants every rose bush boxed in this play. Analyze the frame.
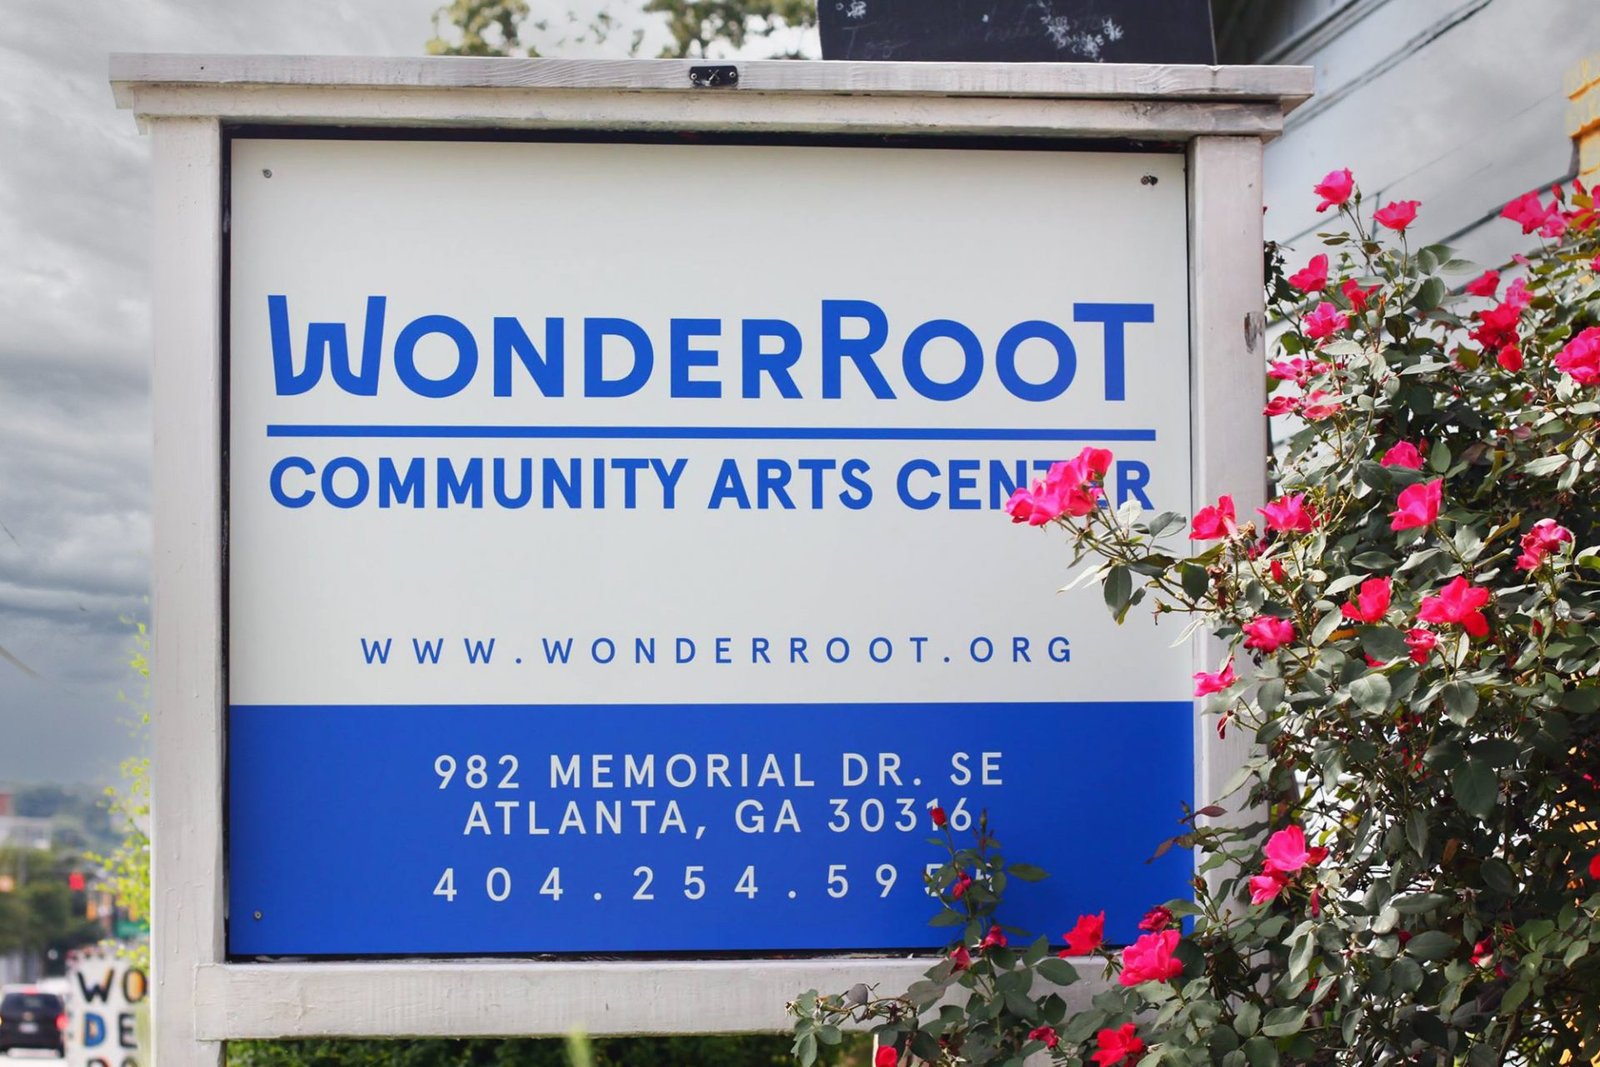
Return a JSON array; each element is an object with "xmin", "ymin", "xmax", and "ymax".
[{"xmin": 791, "ymin": 174, "xmax": 1600, "ymax": 1064}]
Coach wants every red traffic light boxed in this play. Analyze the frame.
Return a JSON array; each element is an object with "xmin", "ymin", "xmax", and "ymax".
[{"xmin": 67, "ymin": 871, "xmax": 86, "ymax": 891}]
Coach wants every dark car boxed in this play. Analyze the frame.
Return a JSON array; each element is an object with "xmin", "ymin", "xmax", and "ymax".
[{"xmin": 0, "ymin": 990, "xmax": 66, "ymax": 1055}]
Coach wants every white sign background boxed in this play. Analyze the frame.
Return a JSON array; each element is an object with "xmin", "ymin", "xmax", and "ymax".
[{"xmin": 227, "ymin": 137, "xmax": 1193, "ymax": 708}]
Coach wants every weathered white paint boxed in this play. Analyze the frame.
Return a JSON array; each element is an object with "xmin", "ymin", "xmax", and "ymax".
[
  {"xmin": 148, "ymin": 115, "xmax": 226, "ymax": 1067},
  {"xmin": 1187, "ymin": 136, "xmax": 1268, "ymax": 884},
  {"xmin": 111, "ymin": 54, "xmax": 1313, "ymax": 107},
  {"xmin": 193, "ymin": 958, "xmax": 1112, "ymax": 1039},
  {"xmin": 115, "ymin": 56, "xmax": 1310, "ymax": 1059}
]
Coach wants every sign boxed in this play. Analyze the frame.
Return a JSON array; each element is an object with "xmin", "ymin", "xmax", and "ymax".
[
  {"xmin": 819, "ymin": 0, "xmax": 1215, "ymax": 63},
  {"xmin": 65, "ymin": 951, "xmax": 146, "ymax": 1067},
  {"xmin": 226, "ymin": 137, "xmax": 1195, "ymax": 956}
]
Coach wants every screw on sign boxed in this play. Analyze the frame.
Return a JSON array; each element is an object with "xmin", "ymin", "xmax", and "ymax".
[{"xmin": 64, "ymin": 949, "xmax": 147, "ymax": 1067}]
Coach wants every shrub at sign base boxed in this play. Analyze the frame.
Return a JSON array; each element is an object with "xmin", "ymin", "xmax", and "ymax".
[{"xmin": 791, "ymin": 176, "xmax": 1600, "ymax": 1064}]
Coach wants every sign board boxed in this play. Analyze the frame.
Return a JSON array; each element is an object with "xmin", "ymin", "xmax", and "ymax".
[
  {"xmin": 111, "ymin": 53, "xmax": 1311, "ymax": 1061},
  {"xmin": 819, "ymin": 0, "xmax": 1215, "ymax": 64},
  {"xmin": 227, "ymin": 137, "xmax": 1193, "ymax": 955},
  {"xmin": 64, "ymin": 950, "xmax": 146, "ymax": 1067}
]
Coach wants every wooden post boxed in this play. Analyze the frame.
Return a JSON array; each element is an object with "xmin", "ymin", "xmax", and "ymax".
[
  {"xmin": 149, "ymin": 115, "xmax": 227, "ymax": 1067},
  {"xmin": 1187, "ymin": 135, "xmax": 1268, "ymax": 872}
]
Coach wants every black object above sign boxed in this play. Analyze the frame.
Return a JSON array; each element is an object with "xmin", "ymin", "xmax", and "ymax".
[{"xmin": 818, "ymin": 0, "xmax": 1216, "ymax": 64}]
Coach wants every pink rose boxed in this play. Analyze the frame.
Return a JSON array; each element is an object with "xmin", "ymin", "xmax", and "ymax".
[
  {"xmin": 1249, "ymin": 869, "xmax": 1287, "ymax": 905},
  {"xmin": 1061, "ymin": 911, "xmax": 1105, "ymax": 956},
  {"xmin": 1390, "ymin": 479, "xmax": 1442, "ymax": 531},
  {"xmin": 1288, "ymin": 253, "xmax": 1330, "ymax": 292},
  {"xmin": 1516, "ymin": 518, "xmax": 1573, "ymax": 571},
  {"xmin": 1304, "ymin": 301, "xmax": 1350, "ymax": 341},
  {"xmin": 1258, "ymin": 494, "xmax": 1315, "ymax": 534},
  {"xmin": 1193, "ymin": 660, "xmax": 1236, "ymax": 697},
  {"xmin": 1091, "ymin": 1024, "xmax": 1145, "ymax": 1067},
  {"xmin": 1138, "ymin": 905, "xmax": 1173, "ymax": 932},
  {"xmin": 951, "ymin": 871, "xmax": 973, "ymax": 899},
  {"xmin": 1497, "ymin": 344, "xmax": 1524, "ymax": 373},
  {"xmin": 1313, "ymin": 168, "xmax": 1355, "ymax": 213},
  {"xmin": 1004, "ymin": 485, "xmax": 1054, "ymax": 526},
  {"xmin": 875, "ymin": 1045, "xmax": 898, "ymax": 1067},
  {"xmin": 1264, "ymin": 825, "xmax": 1317, "ymax": 874},
  {"xmin": 1269, "ymin": 358, "xmax": 1312, "ymax": 382},
  {"xmin": 1341, "ymin": 576, "xmax": 1392, "ymax": 623},
  {"xmin": 1302, "ymin": 390, "xmax": 1342, "ymax": 421},
  {"xmin": 1373, "ymin": 199, "xmax": 1420, "ymax": 231},
  {"xmin": 1028, "ymin": 1026, "xmax": 1060, "ymax": 1050},
  {"xmin": 1380, "ymin": 441, "xmax": 1424, "ymax": 470},
  {"xmin": 1341, "ymin": 278, "xmax": 1377, "ymax": 311},
  {"xmin": 1503, "ymin": 277, "xmax": 1531, "ymax": 311},
  {"xmin": 1242, "ymin": 615, "xmax": 1295, "ymax": 653},
  {"xmin": 1465, "ymin": 270, "xmax": 1499, "ymax": 297},
  {"xmin": 948, "ymin": 944, "xmax": 971, "ymax": 972},
  {"xmin": 1472, "ymin": 301, "xmax": 1522, "ymax": 350},
  {"xmin": 1556, "ymin": 327, "xmax": 1600, "ymax": 385},
  {"xmin": 979, "ymin": 925, "xmax": 1008, "ymax": 951},
  {"xmin": 1190, "ymin": 495, "xmax": 1235, "ymax": 543},
  {"xmin": 1190, "ymin": 494, "xmax": 1237, "ymax": 540},
  {"xmin": 1405, "ymin": 628, "xmax": 1437, "ymax": 664},
  {"xmin": 1264, "ymin": 395, "xmax": 1300, "ymax": 416},
  {"xmin": 1501, "ymin": 190, "xmax": 1565, "ymax": 236},
  {"xmin": 1118, "ymin": 929, "xmax": 1183, "ymax": 986},
  {"xmin": 1417, "ymin": 576, "xmax": 1491, "ymax": 639}
]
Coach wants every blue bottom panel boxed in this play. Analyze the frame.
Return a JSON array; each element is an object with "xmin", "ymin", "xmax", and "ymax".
[{"xmin": 227, "ymin": 702, "xmax": 1192, "ymax": 956}]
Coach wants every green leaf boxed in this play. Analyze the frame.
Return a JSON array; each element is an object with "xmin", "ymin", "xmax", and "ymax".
[
  {"xmin": 1350, "ymin": 673, "xmax": 1391, "ymax": 713},
  {"xmin": 1404, "ymin": 930, "xmax": 1459, "ymax": 962},
  {"xmin": 1473, "ymin": 738, "xmax": 1520, "ymax": 768},
  {"xmin": 1312, "ymin": 609, "xmax": 1342, "ymax": 646},
  {"xmin": 1522, "ymin": 454, "xmax": 1569, "ymax": 477},
  {"xmin": 1261, "ymin": 1007, "xmax": 1307, "ymax": 1039},
  {"xmin": 1390, "ymin": 956, "xmax": 1425, "ymax": 992},
  {"xmin": 1451, "ymin": 757, "xmax": 1498, "ymax": 818},
  {"xmin": 1104, "ymin": 565, "xmax": 1133, "ymax": 616},
  {"xmin": 1359, "ymin": 626, "xmax": 1410, "ymax": 661},
  {"xmin": 1405, "ymin": 809, "xmax": 1428, "ymax": 858},
  {"xmin": 1243, "ymin": 1036, "xmax": 1280, "ymax": 1067},
  {"xmin": 1181, "ymin": 563, "xmax": 1210, "ymax": 601},
  {"xmin": 1480, "ymin": 858, "xmax": 1518, "ymax": 895},
  {"xmin": 1036, "ymin": 957, "xmax": 1079, "ymax": 986},
  {"xmin": 1008, "ymin": 863, "xmax": 1048, "ymax": 882},
  {"xmin": 1392, "ymin": 892, "xmax": 1450, "ymax": 914},
  {"xmin": 1415, "ymin": 277, "xmax": 1446, "ymax": 311},
  {"xmin": 1440, "ymin": 681, "xmax": 1479, "ymax": 726},
  {"xmin": 1561, "ymin": 688, "xmax": 1600, "ymax": 714}
]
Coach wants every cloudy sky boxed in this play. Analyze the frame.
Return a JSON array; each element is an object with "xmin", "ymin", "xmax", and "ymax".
[{"xmin": 0, "ymin": 0, "xmax": 722, "ymax": 785}]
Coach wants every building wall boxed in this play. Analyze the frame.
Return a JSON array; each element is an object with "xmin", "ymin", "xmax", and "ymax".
[{"xmin": 1229, "ymin": 0, "xmax": 1595, "ymax": 268}]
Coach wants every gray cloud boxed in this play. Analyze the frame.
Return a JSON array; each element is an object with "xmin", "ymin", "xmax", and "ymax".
[{"xmin": 0, "ymin": 0, "xmax": 807, "ymax": 783}]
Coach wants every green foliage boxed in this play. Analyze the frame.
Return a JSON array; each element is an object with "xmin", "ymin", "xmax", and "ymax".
[
  {"xmin": 231, "ymin": 1033, "xmax": 864, "ymax": 1067},
  {"xmin": 0, "ymin": 847, "xmax": 104, "ymax": 973},
  {"xmin": 425, "ymin": 0, "xmax": 813, "ymax": 60},
  {"xmin": 642, "ymin": 0, "xmax": 814, "ymax": 58},
  {"xmin": 427, "ymin": 0, "xmax": 534, "ymax": 55},
  {"xmin": 91, "ymin": 620, "xmax": 151, "ymax": 969},
  {"xmin": 795, "ymin": 183, "xmax": 1600, "ymax": 1063},
  {"xmin": 792, "ymin": 813, "xmax": 1077, "ymax": 1067}
]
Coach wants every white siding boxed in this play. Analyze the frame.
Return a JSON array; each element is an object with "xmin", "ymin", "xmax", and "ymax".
[{"xmin": 1254, "ymin": 0, "xmax": 1592, "ymax": 268}]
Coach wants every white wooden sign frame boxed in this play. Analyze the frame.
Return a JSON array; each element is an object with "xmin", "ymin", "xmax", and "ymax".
[{"xmin": 110, "ymin": 54, "xmax": 1311, "ymax": 1067}]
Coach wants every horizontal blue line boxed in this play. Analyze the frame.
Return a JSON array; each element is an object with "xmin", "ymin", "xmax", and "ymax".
[{"xmin": 264, "ymin": 425, "xmax": 1157, "ymax": 442}]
